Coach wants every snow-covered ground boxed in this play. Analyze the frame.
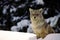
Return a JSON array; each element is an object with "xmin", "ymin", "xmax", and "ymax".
[
  {"xmin": 0, "ymin": 31, "xmax": 60, "ymax": 40},
  {"xmin": 42, "ymin": 34, "xmax": 60, "ymax": 40},
  {"xmin": 0, "ymin": 30, "xmax": 37, "ymax": 40}
]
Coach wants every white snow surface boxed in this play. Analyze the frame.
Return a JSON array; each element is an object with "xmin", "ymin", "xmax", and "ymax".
[
  {"xmin": 43, "ymin": 34, "xmax": 60, "ymax": 40},
  {"xmin": 0, "ymin": 31, "xmax": 60, "ymax": 40},
  {"xmin": 0, "ymin": 30, "xmax": 37, "ymax": 40},
  {"xmin": 38, "ymin": 34, "xmax": 60, "ymax": 40}
]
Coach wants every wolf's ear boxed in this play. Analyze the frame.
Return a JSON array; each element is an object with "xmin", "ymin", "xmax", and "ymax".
[
  {"xmin": 39, "ymin": 8, "xmax": 43, "ymax": 13},
  {"xmin": 29, "ymin": 8, "xmax": 33, "ymax": 13}
]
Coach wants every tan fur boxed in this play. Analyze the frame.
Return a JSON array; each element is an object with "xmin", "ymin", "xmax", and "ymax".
[{"xmin": 29, "ymin": 8, "xmax": 55, "ymax": 39}]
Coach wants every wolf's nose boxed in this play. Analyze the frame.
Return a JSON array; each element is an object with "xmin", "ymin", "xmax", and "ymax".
[{"xmin": 34, "ymin": 17, "xmax": 36, "ymax": 19}]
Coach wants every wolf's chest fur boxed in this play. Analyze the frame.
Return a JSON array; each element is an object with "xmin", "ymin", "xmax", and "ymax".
[{"xmin": 29, "ymin": 8, "xmax": 55, "ymax": 38}]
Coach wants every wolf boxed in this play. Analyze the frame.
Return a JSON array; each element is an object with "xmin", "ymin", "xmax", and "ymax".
[{"xmin": 29, "ymin": 8, "xmax": 55, "ymax": 38}]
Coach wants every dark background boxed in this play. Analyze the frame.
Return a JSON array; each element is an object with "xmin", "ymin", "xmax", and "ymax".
[{"xmin": 0, "ymin": 0, "xmax": 60, "ymax": 33}]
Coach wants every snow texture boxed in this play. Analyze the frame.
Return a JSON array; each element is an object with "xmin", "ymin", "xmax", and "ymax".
[
  {"xmin": 35, "ymin": 0, "xmax": 44, "ymax": 5},
  {"xmin": 0, "ymin": 30, "xmax": 37, "ymax": 40},
  {"xmin": 45, "ymin": 13, "xmax": 60, "ymax": 27},
  {"xmin": 11, "ymin": 20, "xmax": 31, "ymax": 32},
  {"xmin": 27, "ymin": 24, "xmax": 33, "ymax": 33},
  {"xmin": 17, "ymin": 20, "xmax": 30, "ymax": 29},
  {"xmin": 0, "ymin": 31, "xmax": 60, "ymax": 40},
  {"xmin": 2, "ymin": 5, "xmax": 9, "ymax": 14},
  {"xmin": 11, "ymin": 26, "xmax": 19, "ymax": 32},
  {"xmin": 10, "ymin": 6, "xmax": 17, "ymax": 13},
  {"xmin": 44, "ymin": 8, "xmax": 49, "ymax": 14},
  {"xmin": 12, "ymin": 16, "xmax": 20, "ymax": 21},
  {"xmin": 43, "ymin": 34, "xmax": 60, "ymax": 40}
]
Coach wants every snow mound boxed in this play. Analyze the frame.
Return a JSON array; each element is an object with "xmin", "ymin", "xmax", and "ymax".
[
  {"xmin": 43, "ymin": 33, "xmax": 60, "ymax": 40},
  {"xmin": 0, "ymin": 31, "xmax": 60, "ymax": 40},
  {"xmin": 38, "ymin": 33, "xmax": 60, "ymax": 40},
  {"xmin": 0, "ymin": 30, "xmax": 37, "ymax": 40}
]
